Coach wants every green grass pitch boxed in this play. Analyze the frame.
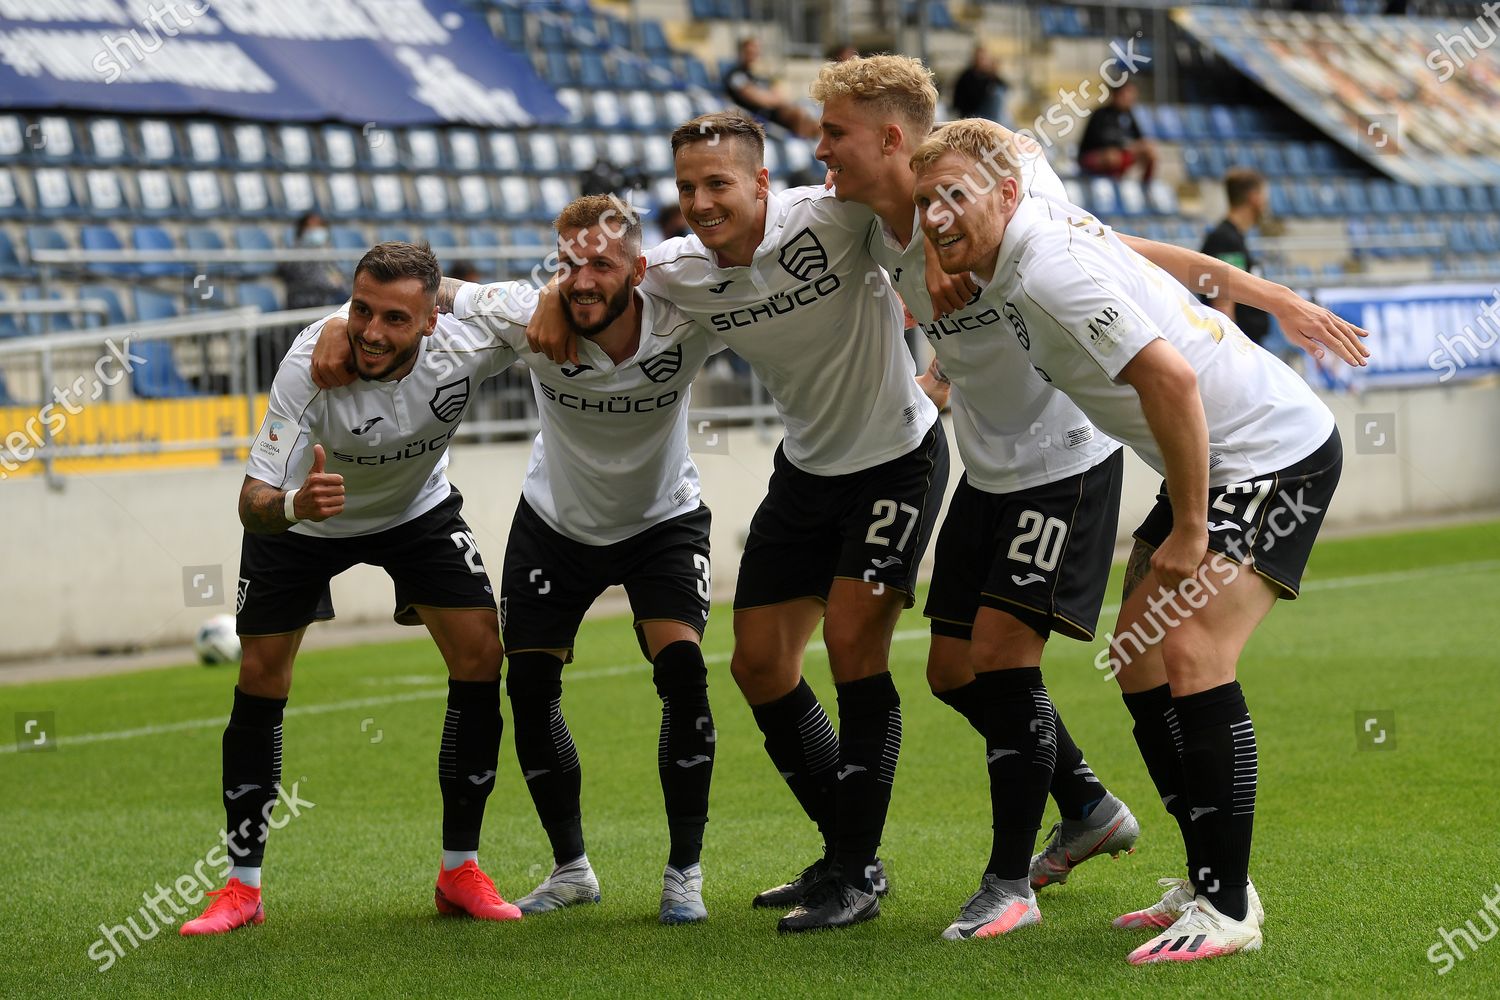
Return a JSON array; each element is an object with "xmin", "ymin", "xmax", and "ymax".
[{"xmin": 3, "ymin": 520, "xmax": 1498, "ymax": 997}]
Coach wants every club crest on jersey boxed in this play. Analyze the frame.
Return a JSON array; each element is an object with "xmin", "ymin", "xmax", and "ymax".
[
  {"xmin": 640, "ymin": 345, "xmax": 683, "ymax": 383},
  {"xmin": 428, "ymin": 377, "xmax": 470, "ymax": 422},
  {"xmin": 779, "ymin": 227, "xmax": 828, "ymax": 280},
  {"xmin": 1003, "ymin": 302, "xmax": 1029, "ymax": 348}
]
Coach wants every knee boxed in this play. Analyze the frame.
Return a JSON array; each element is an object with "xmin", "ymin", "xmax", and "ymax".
[
  {"xmin": 653, "ymin": 640, "xmax": 707, "ymax": 699},
  {"xmin": 238, "ymin": 647, "xmax": 293, "ymax": 699},
  {"xmin": 449, "ymin": 633, "xmax": 502, "ymax": 683},
  {"xmin": 506, "ymin": 651, "xmax": 563, "ymax": 705}
]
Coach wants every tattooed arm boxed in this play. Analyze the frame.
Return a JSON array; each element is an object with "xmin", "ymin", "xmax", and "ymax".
[
  {"xmin": 1120, "ymin": 538, "xmax": 1157, "ymax": 602},
  {"xmin": 238, "ymin": 445, "xmax": 345, "ymax": 534}
]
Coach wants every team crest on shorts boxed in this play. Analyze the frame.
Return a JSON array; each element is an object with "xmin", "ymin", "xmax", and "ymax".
[
  {"xmin": 236, "ymin": 577, "xmax": 250, "ymax": 615},
  {"xmin": 429, "ymin": 377, "xmax": 470, "ymax": 422},
  {"xmin": 640, "ymin": 345, "xmax": 683, "ymax": 383},
  {"xmin": 779, "ymin": 227, "xmax": 828, "ymax": 280}
]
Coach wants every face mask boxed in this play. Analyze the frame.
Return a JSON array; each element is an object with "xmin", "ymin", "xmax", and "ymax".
[{"xmin": 303, "ymin": 227, "xmax": 330, "ymax": 247}]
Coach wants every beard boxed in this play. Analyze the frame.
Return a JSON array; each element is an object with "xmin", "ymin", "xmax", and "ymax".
[
  {"xmin": 564, "ymin": 280, "xmax": 634, "ymax": 339},
  {"xmin": 350, "ymin": 333, "xmax": 421, "ymax": 382}
]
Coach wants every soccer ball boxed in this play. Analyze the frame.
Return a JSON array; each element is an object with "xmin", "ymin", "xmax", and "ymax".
[{"xmin": 195, "ymin": 615, "xmax": 242, "ymax": 666}]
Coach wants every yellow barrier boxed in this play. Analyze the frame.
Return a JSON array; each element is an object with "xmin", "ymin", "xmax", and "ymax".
[{"xmin": 0, "ymin": 394, "xmax": 268, "ymax": 479}]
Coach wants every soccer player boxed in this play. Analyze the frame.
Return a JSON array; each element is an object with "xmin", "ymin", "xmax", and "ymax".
[
  {"xmin": 528, "ymin": 111, "xmax": 952, "ymax": 933},
  {"xmin": 308, "ymin": 197, "xmax": 720, "ymax": 924},
  {"xmin": 181, "ymin": 243, "xmax": 522, "ymax": 936},
  {"xmin": 912, "ymin": 119, "xmax": 1345, "ymax": 963}
]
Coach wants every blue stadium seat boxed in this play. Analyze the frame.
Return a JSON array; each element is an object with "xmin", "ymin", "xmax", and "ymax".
[
  {"xmin": 1209, "ymin": 104, "xmax": 1239, "ymax": 140},
  {"xmin": 425, "ymin": 227, "xmax": 459, "ymax": 255},
  {"xmin": 82, "ymin": 169, "xmax": 129, "ymax": 216},
  {"xmin": 680, "ymin": 56, "xmax": 714, "ymax": 90},
  {"xmin": 330, "ymin": 226, "xmax": 365, "ymax": 251},
  {"xmin": 578, "ymin": 50, "xmax": 611, "ymax": 88},
  {"xmin": 1233, "ymin": 106, "xmax": 1265, "ymax": 140},
  {"xmin": 1281, "ymin": 141, "xmax": 1313, "ymax": 177},
  {"xmin": 689, "ymin": 0, "xmax": 718, "ymax": 20},
  {"xmin": 1181, "ymin": 105, "xmax": 1212, "ymax": 141},
  {"xmin": 1470, "ymin": 218, "xmax": 1500, "ymax": 254},
  {"xmin": 543, "ymin": 49, "xmax": 575, "ymax": 86},
  {"xmin": 1288, "ymin": 181, "xmax": 1318, "ymax": 217},
  {"xmin": 376, "ymin": 225, "xmax": 412, "ymax": 243},
  {"xmin": 0, "ymin": 228, "xmax": 25, "ymax": 277},
  {"xmin": 236, "ymin": 282, "xmax": 282, "ymax": 316},
  {"xmin": 615, "ymin": 55, "xmax": 647, "ymax": 91},
  {"xmin": 641, "ymin": 20, "xmax": 670, "ymax": 53},
  {"xmin": 1392, "ymin": 184, "xmax": 1422, "ymax": 216},
  {"xmin": 498, "ymin": 6, "xmax": 526, "ymax": 46},
  {"xmin": 1256, "ymin": 143, "xmax": 1287, "ymax": 177},
  {"xmin": 26, "ymin": 226, "xmax": 70, "ymax": 270},
  {"xmin": 132, "ymin": 225, "xmax": 189, "ymax": 278},
  {"xmin": 466, "ymin": 227, "xmax": 503, "ymax": 266},
  {"xmin": 1306, "ymin": 141, "xmax": 1342, "ymax": 175},
  {"xmin": 21, "ymin": 288, "xmax": 78, "ymax": 335},
  {"xmin": 1465, "ymin": 184, "xmax": 1494, "ymax": 214},
  {"xmin": 1441, "ymin": 185, "xmax": 1467, "ymax": 213},
  {"xmin": 135, "ymin": 119, "xmax": 182, "ymax": 165},
  {"xmin": 1311, "ymin": 181, "xmax": 1343, "ymax": 216},
  {"xmin": 131, "ymin": 340, "xmax": 200, "ymax": 398},
  {"xmin": 538, "ymin": 18, "xmax": 568, "ymax": 49},
  {"xmin": 1416, "ymin": 185, "xmax": 1445, "ymax": 215},
  {"xmin": 80, "ymin": 225, "xmax": 132, "ymax": 278},
  {"xmin": 1367, "ymin": 181, "xmax": 1396, "ymax": 217},
  {"xmin": 1087, "ymin": 178, "xmax": 1121, "ymax": 216},
  {"xmin": 34, "ymin": 168, "xmax": 80, "ymax": 216},
  {"xmin": 1445, "ymin": 217, "xmax": 1474, "ymax": 255},
  {"xmin": 1340, "ymin": 180, "xmax": 1370, "ymax": 216},
  {"xmin": 232, "ymin": 225, "xmax": 278, "ymax": 277},
  {"xmin": 0, "ymin": 293, "xmax": 22, "ymax": 340},
  {"xmin": 78, "ymin": 284, "xmax": 127, "ymax": 327},
  {"xmin": 1149, "ymin": 104, "xmax": 1184, "ymax": 142},
  {"xmin": 132, "ymin": 287, "xmax": 179, "ymax": 322},
  {"xmin": 1179, "ymin": 145, "xmax": 1212, "ymax": 181},
  {"xmin": 84, "ymin": 117, "xmax": 130, "ymax": 164},
  {"xmin": 184, "ymin": 226, "xmax": 229, "ymax": 275}
]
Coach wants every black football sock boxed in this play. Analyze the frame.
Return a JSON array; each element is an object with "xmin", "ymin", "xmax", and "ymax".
[
  {"xmin": 652, "ymin": 641, "xmax": 714, "ymax": 870},
  {"xmin": 1123, "ymin": 683, "xmax": 1200, "ymax": 882},
  {"xmin": 934, "ymin": 679, "xmax": 985, "ymax": 736},
  {"xmin": 438, "ymin": 678, "xmax": 501, "ymax": 853},
  {"xmin": 749, "ymin": 678, "xmax": 840, "ymax": 856},
  {"xmin": 976, "ymin": 667, "xmax": 1056, "ymax": 881},
  {"xmin": 1174, "ymin": 681, "xmax": 1256, "ymax": 922},
  {"xmin": 221, "ymin": 686, "xmax": 285, "ymax": 871},
  {"xmin": 832, "ymin": 672, "xmax": 902, "ymax": 890},
  {"xmin": 506, "ymin": 652, "xmax": 584, "ymax": 865},
  {"xmin": 1049, "ymin": 714, "xmax": 1106, "ymax": 821}
]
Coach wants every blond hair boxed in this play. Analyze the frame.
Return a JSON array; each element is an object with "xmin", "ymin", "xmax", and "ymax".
[
  {"xmin": 554, "ymin": 194, "xmax": 642, "ymax": 257},
  {"xmin": 811, "ymin": 54, "xmax": 938, "ymax": 137},
  {"xmin": 909, "ymin": 118, "xmax": 1022, "ymax": 182}
]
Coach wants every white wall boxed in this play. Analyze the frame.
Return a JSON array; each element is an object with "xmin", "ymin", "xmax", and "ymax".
[{"xmin": 3, "ymin": 382, "xmax": 1497, "ymax": 661}]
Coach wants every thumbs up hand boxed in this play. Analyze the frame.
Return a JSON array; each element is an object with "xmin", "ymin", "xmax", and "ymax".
[{"xmin": 294, "ymin": 444, "xmax": 345, "ymax": 522}]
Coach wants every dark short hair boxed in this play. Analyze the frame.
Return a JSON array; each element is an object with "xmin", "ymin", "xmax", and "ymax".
[
  {"xmin": 1224, "ymin": 168, "xmax": 1266, "ymax": 207},
  {"xmin": 354, "ymin": 241, "xmax": 441, "ymax": 296},
  {"xmin": 669, "ymin": 110, "xmax": 766, "ymax": 165}
]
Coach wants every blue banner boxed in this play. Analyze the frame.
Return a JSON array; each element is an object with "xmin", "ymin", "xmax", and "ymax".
[
  {"xmin": 0, "ymin": 0, "xmax": 566, "ymax": 126},
  {"xmin": 1314, "ymin": 282, "xmax": 1500, "ymax": 389}
]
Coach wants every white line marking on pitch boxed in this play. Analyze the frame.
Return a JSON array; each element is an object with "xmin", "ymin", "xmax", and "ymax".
[{"xmin": 4, "ymin": 559, "xmax": 1494, "ymax": 755}]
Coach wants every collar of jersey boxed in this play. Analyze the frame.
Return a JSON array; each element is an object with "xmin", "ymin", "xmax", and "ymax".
[
  {"xmin": 878, "ymin": 206, "xmax": 923, "ymax": 257},
  {"xmin": 994, "ymin": 195, "xmax": 1045, "ymax": 277},
  {"xmin": 705, "ymin": 188, "xmax": 791, "ymax": 272}
]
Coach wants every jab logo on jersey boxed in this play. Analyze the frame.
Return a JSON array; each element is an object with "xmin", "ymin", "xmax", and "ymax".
[
  {"xmin": 428, "ymin": 377, "xmax": 470, "ymax": 422},
  {"xmin": 640, "ymin": 345, "xmax": 683, "ymax": 384},
  {"xmin": 779, "ymin": 227, "xmax": 828, "ymax": 280},
  {"xmin": 1087, "ymin": 306, "xmax": 1123, "ymax": 353}
]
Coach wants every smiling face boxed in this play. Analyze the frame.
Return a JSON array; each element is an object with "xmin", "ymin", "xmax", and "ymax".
[
  {"xmin": 557, "ymin": 223, "xmax": 643, "ymax": 338},
  {"xmin": 912, "ymin": 149, "xmax": 1018, "ymax": 278},
  {"xmin": 815, "ymin": 96, "xmax": 902, "ymax": 205},
  {"xmin": 674, "ymin": 138, "xmax": 769, "ymax": 264},
  {"xmin": 346, "ymin": 272, "xmax": 437, "ymax": 381}
]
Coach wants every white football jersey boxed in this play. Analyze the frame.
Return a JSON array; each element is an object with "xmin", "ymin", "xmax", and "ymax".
[
  {"xmin": 980, "ymin": 195, "xmax": 1335, "ymax": 485},
  {"xmin": 644, "ymin": 185, "xmax": 937, "ymax": 477},
  {"xmin": 868, "ymin": 146, "xmax": 1118, "ymax": 493},
  {"xmin": 246, "ymin": 312, "xmax": 517, "ymax": 537},
  {"xmin": 452, "ymin": 281, "xmax": 719, "ymax": 545}
]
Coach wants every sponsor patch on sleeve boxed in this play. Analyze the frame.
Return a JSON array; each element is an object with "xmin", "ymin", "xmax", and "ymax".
[{"xmin": 1085, "ymin": 306, "xmax": 1125, "ymax": 355}]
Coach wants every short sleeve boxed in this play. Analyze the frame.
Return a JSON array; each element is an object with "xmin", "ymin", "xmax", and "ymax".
[
  {"xmin": 1019, "ymin": 240, "xmax": 1163, "ymax": 381},
  {"xmin": 245, "ymin": 328, "xmax": 322, "ymax": 487}
]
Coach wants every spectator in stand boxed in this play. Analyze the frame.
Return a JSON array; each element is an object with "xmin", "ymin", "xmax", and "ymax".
[
  {"xmin": 276, "ymin": 212, "xmax": 347, "ymax": 310},
  {"xmin": 655, "ymin": 204, "xmax": 691, "ymax": 241},
  {"xmin": 448, "ymin": 261, "xmax": 483, "ymax": 284},
  {"xmin": 1200, "ymin": 169, "xmax": 1271, "ymax": 346},
  {"xmin": 827, "ymin": 42, "xmax": 859, "ymax": 63},
  {"xmin": 723, "ymin": 37, "xmax": 820, "ymax": 139},
  {"xmin": 951, "ymin": 45, "xmax": 1009, "ymax": 123},
  {"xmin": 1077, "ymin": 79, "xmax": 1156, "ymax": 183}
]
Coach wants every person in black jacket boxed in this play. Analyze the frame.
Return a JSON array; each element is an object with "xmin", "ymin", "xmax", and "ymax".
[
  {"xmin": 952, "ymin": 46, "xmax": 1009, "ymax": 122},
  {"xmin": 1078, "ymin": 80, "xmax": 1156, "ymax": 183},
  {"xmin": 1199, "ymin": 169, "xmax": 1271, "ymax": 345}
]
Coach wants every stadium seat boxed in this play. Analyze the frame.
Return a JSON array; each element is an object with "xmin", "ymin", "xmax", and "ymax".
[
  {"xmin": 626, "ymin": 92, "xmax": 658, "ymax": 132},
  {"xmin": 1146, "ymin": 179, "xmax": 1178, "ymax": 215},
  {"xmin": 425, "ymin": 227, "xmax": 459, "ymax": 255},
  {"xmin": 276, "ymin": 125, "xmax": 317, "ymax": 169},
  {"xmin": 497, "ymin": 177, "xmax": 533, "ymax": 222},
  {"xmin": 131, "ymin": 225, "xmax": 189, "ymax": 278},
  {"xmin": 0, "ymin": 168, "xmax": 25, "ymax": 217},
  {"xmin": 0, "ymin": 293, "xmax": 22, "ymax": 340},
  {"xmin": 642, "ymin": 136, "xmax": 672, "ymax": 176},
  {"xmin": 236, "ymin": 282, "xmax": 282, "ymax": 316},
  {"xmin": 135, "ymin": 170, "xmax": 179, "ymax": 217},
  {"xmin": 1181, "ymin": 105, "xmax": 1212, "ymax": 141},
  {"xmin": 578, "ymin": 51, "xmax": 611, "ymax": 89},
  {"xmin": 326, "ymin": 226, "xmax": 363, "ymax": 251},
  {"xmin": 1088, "ymin": 178, "xmax": 1121, "ymax": 216},
  {"xmin": 25, "ymin": 225, "xmax": 70, "ymax": 269},
  {"xmin": 543, "ymin": 49, "xmax": 575, "ymax": 86},
  {"xmin": 1465, "ymin": 184, "xmax": 1494, "ymax": 214},
  {"xmin": 231, "ymin": 173, "xmax": 274, "ymax": 217},
  {"xmin": 554, "ymin": 88, "xmax": 589, "ymax": 128},
  {"xmin": 1149, "ymin": 104, "xmax": 1184, "ymax": 142},
  {"xmin": 0, "ymin": 228, "xmax": 24, "ymax": 277},
  {"xmin": 279, "ymin": 173, "xmax": 319, "ymax": 217},
  {"xmin": 446, "ymin": 130, "xmax": 484, "ymax": 173},
  {"xmin": 326, "ymin": 173, "xmax": 366, "ymax": 218},
  {"xmin": 136, "ymin": 119, "xmax": 181, "ymax": 164},
  {"xmin": 592, "ymin": 92, "xmax": 624, "ymax": 131},
  {"xmin": 454, "ymin": 176, "xmax": 494, "ymax": 218},
  {"xmin": 83, "ymin": 170, "xmax": 128, "ymax": 216},
  {"xmin": 33, "ymin": 115, "xmax": 80, "ymax": 163},
  {"xmin": 1441, "ymin": 185, "xmax": 1467, "ymax": 213},
  {"xmin": 640, "ymin": 20, "xmax": 670, "ymax": 53},
  {"xmin": 131, "ymin": 340, "xmax": 200, "ymax": 398},
  {"xmin": 680, "ymin": 56, "xmax": 714, "ymax": 91},
  {"xmin": 376, "ymin": 224, "xmax": 412, "ymax": 244},
  {"xmin": 369, "ymin": 175, "xmax": 407, "ymax": 218},
  {"xmin": 80, "ymin": 225, "xmax": 132, "ymax": 278},
  {"xmin": 404, "ymin": 129, "xmax": 443, "ymax": 172},
  {"xmin": 615, "ymin": 55, "xmax": 647, "ymax": 91},
  {"xmin": 412, "ymin": 175, "xmax": 451, "ymax": 219},
  {"xmin": 184, "ymin": 121, "xmax": 228, "ymax": 167},
  {"xmin": 1367, "ymin": 181, "xmax": 1396, "ymax": 217},
  {"xmin": 1415, "ymin": 185, "xmax": 1445, "ymax": 216},
  {"xmin": 184, "ymin": 171, "xmax": 227, "ymax": 217},
  {"xmin": 34, "ymin": 168, "xmax": 80, "ymax": 216},
  {"xmin": 0, "ymin": 115, "xmax": 24, "ymax": 159},
  {"xmin": 230, "ymin": 123, "xmax": 271, "ymax": 168},
  {"xmin": 1209, "ymin": 104, "xmax": 1238, "ymax": 140},
  {"xmin": 1392, "ymin": 184, "xmax": 1422, "ymax": 216},
  {"xmin": 1116, "ymin": 179, "xmax": 1148, "ymax": 216},
  {"xmin": 78, "ymin": 284, "xmax": 127, "ymax": 327},
  {"xmin": 524, "ymin": 133, "xmax": 561, "ymax": 173},
  {"xmin": 84, "ymin": 117, "xmax": 129, "ymax": 164},
  {"xmin": 232, "ymin": 225, "xmax": 278, "ymax": 277},
  {"xmin": 539, "ymin": 177, "xmax": 573, "ymax": 220},
  {"xmin": 488, "ymin": 133, "xmax": 523, "ymax": 173},
  {"xmin": 183, "ymin": 226, "xmax": 228, "ymax": 270},
  {"xmin": 1340, "ymin": 180, "xmax": 1370, "ymax": 216},
  {"xmin": 1288, "ymin": 181, "xmax": 1318, "ymax": 217},
  {"xmin": 604, "ymin": 134, "xmax": 638, "ymax": 173},
  {"xmin": 562, "ymin": 133, "xmax": 598, "ymax": 172},
  {"xmin": 19, "ymin": 288, "xmax": 73, "ymax": 335},
  {"xmin": 322, "ymin": 125, "xmax": 362, "ymax": 171}
]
